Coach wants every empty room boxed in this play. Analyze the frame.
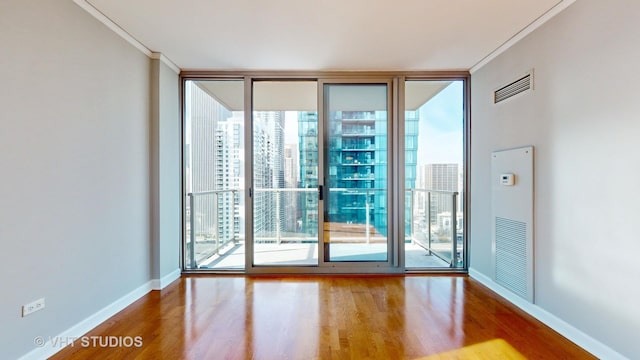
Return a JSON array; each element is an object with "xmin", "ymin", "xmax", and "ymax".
[{"xmin": 1, "ymin": 0, "xmax": 638, "ymax": 359}]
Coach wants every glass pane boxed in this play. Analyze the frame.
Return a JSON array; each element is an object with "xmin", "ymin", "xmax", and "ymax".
[
  {"xmin": 184, "ymin": 80, "xmax": 245, "ymax": 270},
  {"xmin": 252, "ymin": 81, "xmax": 318, "ymax": 266},
  {"xmin": 325, "ymin": 84, "xmax": 388, "ymax": 262},
  {"xmin": 404, "ymin": 80, "xmax": 464, "ymax": 268}
]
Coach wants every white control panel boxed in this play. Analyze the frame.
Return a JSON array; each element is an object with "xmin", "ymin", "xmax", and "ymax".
[{"xmin": 500, "ymin": 173, "xmax": 515, "ymax": 186}]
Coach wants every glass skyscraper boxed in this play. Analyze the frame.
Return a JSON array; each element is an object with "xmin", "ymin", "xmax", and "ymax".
[
  {"xmin": 299, "ymin": 110, "xmax": 420, "ymax": 237},
  {"xmin": 404, "ymin": 110, "xmax": 420, "ymax": 239},
  {"xmin": 253, "ymin": 111, "xmax": 286, "ymax": 239},
  {"xmin": 298, "ymin": 112, "xmax": 319, "ymax": 235},
  {"xmin": 187, "ymin": 82, "xmax": 235, "ymax": 241}
]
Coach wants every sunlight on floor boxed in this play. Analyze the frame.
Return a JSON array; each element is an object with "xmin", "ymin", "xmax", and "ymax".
[{"xmin": 414, "ymin": 339, "xmax": 526, "ymax": 360}]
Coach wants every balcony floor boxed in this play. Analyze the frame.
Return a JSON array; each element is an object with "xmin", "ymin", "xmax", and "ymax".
[{"xmin": 197, "ymin": 242, "xmax": 451, "ymax": 269}]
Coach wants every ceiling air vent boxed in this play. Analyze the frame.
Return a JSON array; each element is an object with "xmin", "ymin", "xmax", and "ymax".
[{"xmin": 494, "ymin": 71, "xmax": 533, "ymax": 104}]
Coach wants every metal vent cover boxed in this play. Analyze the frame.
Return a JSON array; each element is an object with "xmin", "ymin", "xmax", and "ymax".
[
  {"xmin": 491, "ymin": 146, "xmax": 534, "ymax": 303},
  {"xmin": 494, "ymin": 72, "xmax": 533, "ymax": 103},
  {"xmin": 495, "ymin": 217, "xmax": 528, "ymax": 299}
]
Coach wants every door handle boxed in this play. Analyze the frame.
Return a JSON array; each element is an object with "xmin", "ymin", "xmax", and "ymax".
[{"xmin": 318, "ymin": 185, "xmax": 323, "ymax": 201}]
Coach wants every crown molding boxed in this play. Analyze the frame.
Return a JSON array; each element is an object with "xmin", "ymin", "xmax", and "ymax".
[
  {"xmin": 150, "ymin": 52, "xmax": 181, "ymax": 74},
  {"xmin": 470, "ymin": 0, "xmax": 576, "ymax": 74},
  {"xmin": 73, "ymin": 0, "xmax": 180, "ymax": 74}
]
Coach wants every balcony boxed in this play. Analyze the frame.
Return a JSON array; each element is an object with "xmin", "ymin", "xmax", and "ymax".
[{"xmin": 185, "ymin": 188, "xmax": 462, "ymax": 270}]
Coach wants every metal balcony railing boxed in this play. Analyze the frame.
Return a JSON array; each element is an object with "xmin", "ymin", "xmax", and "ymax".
[
  {"xmin": 185, "ymin": 188, "xmax": 461, "ymax": 269},
  {"xmin": 407, "ymin": 189, "xmax": 461, "ymax": 267},
  {"xmin": 186, "ymin": 189, "xmax": 240, "ymax": 269}
]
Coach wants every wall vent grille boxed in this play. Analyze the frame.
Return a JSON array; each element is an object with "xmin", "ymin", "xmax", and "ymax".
[
  {"xmin": 494, "ymin": 73, "xmax": 532, "ymax": 103},
  {"xmin": 495, "ymin": 217, "xmax": 528, "ymax": 299},
  {"xmin": 491, "ymin": 146, "xmax": 534, "ymax": 303}
]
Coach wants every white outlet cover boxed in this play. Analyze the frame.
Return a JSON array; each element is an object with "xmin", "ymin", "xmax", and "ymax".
[{"xmin": 22, "ymin": 298, "xmax": 45, "ymax": 317}]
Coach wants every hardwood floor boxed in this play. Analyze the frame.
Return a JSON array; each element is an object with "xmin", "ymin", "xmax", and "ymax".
[{"xmin": 50, "ymin": 275, "xmax": 595, "ymax": 359}]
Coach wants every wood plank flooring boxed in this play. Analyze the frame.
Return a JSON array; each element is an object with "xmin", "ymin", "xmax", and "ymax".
[{"xmin": 50, "ymin": 275, "xmax": 595, "ymax": 359}]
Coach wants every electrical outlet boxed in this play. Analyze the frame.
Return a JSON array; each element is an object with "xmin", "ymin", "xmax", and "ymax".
[{"xmin": 22, "ymin": 298, "xmax": 45, "ymax": 317}]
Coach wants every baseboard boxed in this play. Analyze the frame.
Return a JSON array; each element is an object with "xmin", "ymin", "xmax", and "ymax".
[
  {"xmin": 468, "ymin": 268, "xmax": 627, "ymax": 360},
  {"xmin": 151, "ymin": 268, "xmax": 181, "ymax": 290},
  {"xmin": 18, "ymin": 281, "xmax": 154, "ymax": 360}
]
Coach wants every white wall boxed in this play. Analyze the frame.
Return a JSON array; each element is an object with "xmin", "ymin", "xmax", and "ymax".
[
  {"xmin": 470, "ymin": 0, "xmax": 640, "ymax": 358},
  {"xmin": 150, "ymin": 59, "xmax": 181, "ymax": 280},
  {"xmin": 0, "ymin": 0, "xmax": 151, "ymax": 358}
]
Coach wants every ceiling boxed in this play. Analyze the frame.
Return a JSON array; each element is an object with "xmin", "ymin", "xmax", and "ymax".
[{"xmin": 84, "ymin": 0, "xmax": 568, "ymax": 71}]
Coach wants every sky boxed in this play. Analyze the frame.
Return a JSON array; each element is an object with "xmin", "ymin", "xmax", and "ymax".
[{"xmin": 416, "ymin": 81, "xmax": 464, "ymax": 166}]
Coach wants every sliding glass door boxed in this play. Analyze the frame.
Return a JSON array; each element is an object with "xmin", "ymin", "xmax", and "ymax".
[
  {"xmin": 252, "ymin": 81, "xmax": 319, "ymax": 266},
  {"xmin": 249, "ymin": 80, "xmax": 392, "ymax": 268},
  {"xmin": 322, "ymin": 83, "xmax": 391, "ymax": 263}
]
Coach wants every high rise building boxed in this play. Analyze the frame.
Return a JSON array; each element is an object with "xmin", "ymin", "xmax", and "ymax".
[
  {"xmin": 327, "ymin": 110, "xmax": 386, "ymax": 235},
  {"xmin": 424, "ymin": 163, "xmax": 460, "ymax": 221},
  {"xmin": 214, "ymin": 117, "xmax": 244, "ymax": 240},
  {"xmin": 188, "ymin": 82, "xmax": 231, "ymax": 239},
  {"xmin": 298, "ymin": 112, "xmax": 319, "ymax": 235},
  {"xmin": 405, "ymin": 110, "xmax": 420, "ymax": 237},
  {"xmin": 283, "ymin": 143, "xmax": 300, "ymax": 232},
  {"xmin": 253, "ymin": 111, "xmax": 285, "ymax": 239},
  {"xmin": 187, "ymin": 82, "xmax": 242, "ymax": 242},
  {"xmin": 299, "ymin": 110, "xmax": 420, "ymax": 237},
  {"xmin": 424, "ymin": 164, "xmax": 459, "ymax": 191}
]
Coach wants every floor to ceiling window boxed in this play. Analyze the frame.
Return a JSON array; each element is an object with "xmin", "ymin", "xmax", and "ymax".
[
  {"xmin": 182, "ymin": 73, "xmax": 468, "ymax": 273},
  {"xmin": 183, "ymin": 79, "xmax": 245, "ymax": 270},
  {"xmin": 404, "ymin": 80, "xmax": 465, "ymax": 269}
]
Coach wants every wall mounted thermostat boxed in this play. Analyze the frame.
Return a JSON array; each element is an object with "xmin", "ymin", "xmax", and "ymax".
[{"xmin": 500, "ymin": 173, "xmax": 515, "ymax": 186}]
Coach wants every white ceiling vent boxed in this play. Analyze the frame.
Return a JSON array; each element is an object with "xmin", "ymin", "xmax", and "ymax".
[{"xmin": 494, "ymin": 71, "xmax": 533, "ymax": 104}]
